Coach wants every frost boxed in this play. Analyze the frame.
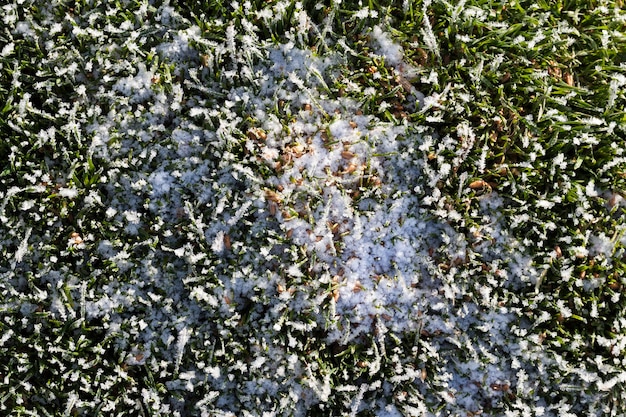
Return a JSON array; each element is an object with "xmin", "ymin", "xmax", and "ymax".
[
  {"xmin": 2, "ymin": 2, "xmax": 624, "ymax": 416},
  {"xmin": 1, "ymin": 42, "xmax": 14, "ymax": 56},
  {"xmin": 58, "ymin": 187, "xmax": 78, "ymax": 198},
  {"xmin": 112, "ymin": 63, "xmax": 155, "ymax": 102},
  {"xmin": 13, "ymin": 226, "xmax": 32, "ymax": 266},
  {"xmin": 149, "ymin": 171, "xmax": 173, "ymax": 196},
  {"xmin": 589, "ymin": 233, "xmax": 615, "ymax": 258},
  {"xmin": 371, "ymin": 25, "xmax": 404, "ymax": 67}
]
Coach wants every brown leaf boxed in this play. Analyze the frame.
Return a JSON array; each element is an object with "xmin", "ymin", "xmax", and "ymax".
[
  {"xmin": 469, "ymin": 180, "xmax": 487, "ymax": 190},
  {"xmin": 341, "ymin": 150, "xmax": 355, "ymax": 160},
  {"xmin": 265, "ymin": 189, "xmax": 282, "ymax": 203}
]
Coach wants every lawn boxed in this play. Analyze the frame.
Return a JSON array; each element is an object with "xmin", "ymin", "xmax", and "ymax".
[{"xmin": 1, "ymin": 0, "xmax": 626, "ymax": 415}]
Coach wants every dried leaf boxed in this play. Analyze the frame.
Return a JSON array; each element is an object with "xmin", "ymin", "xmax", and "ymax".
[
  {"xmin": 341, "ymin": 150, "xmax": 355, "ymax": 160},
  {"xmin": 469, "ymin": 180, "xmax": 487, "ymax": 189}
]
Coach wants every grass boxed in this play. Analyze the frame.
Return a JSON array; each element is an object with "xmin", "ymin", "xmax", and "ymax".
[{"xmin": 1, "ymin": 0, "xmax": 626, "ymax": 415}]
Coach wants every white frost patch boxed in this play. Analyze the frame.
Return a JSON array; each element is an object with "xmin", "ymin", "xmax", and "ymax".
[
  {"xmin": 58, "ymin": 187, "xmax": 78, "ymax": 198},
  {"xmin": 149, "ymin": 171, "xmax": 173, "ymax": 196},
  {"xmin": 1, "ymin": 42, "xmax": 14, "ymax": 56},
  {"xmin": 13, "ymin": 226, "xmax": 32, "ymax": 266},
  {"xmin": 14, "ymin": 21, "xmax": 35, "ymax": 38},
  {"xmin": 250, "ymin": 45, "xmax": 443, "ymax": 338},
  {"xmin": 371, "ymin": 25, "xmax": 404, "ymax": 67},
  {"xmin": 589, "ymin": 233, "xmax": 615, "ymax": 258},
  {"xmin": 112, "ymin": 63, "xmax": 155, "ymax": 103}
]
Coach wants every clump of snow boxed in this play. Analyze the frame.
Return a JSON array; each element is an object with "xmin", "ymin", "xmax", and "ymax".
[
  {"xmin": 149, "ymin": 171, "xmax": 173, "ymax": 196},
  {"xmin": 588, "ymin": 232, "xmax": 615, "ymax": 258},
  {"xmin": 371, "ymin": 25, "xmax": 404, "ymax": 67},
  {"xmin": 370, "ymin": 25, "xmax": 424, "ymax": 108},
  {"xmin": 58, "ymin": 187, "xmax": 78, "ymax": 198},
  {"xmin": 112, "ymin": 63, "xmax": 155, "ymax": 103}
]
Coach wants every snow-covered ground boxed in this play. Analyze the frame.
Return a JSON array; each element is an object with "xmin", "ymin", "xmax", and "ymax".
[{"xmin": 1, "ymin": 1, "xmax": 625, "ymax": 416}]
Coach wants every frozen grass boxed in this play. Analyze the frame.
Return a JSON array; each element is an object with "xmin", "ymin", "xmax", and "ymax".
[{"xmin": 1, "ymin": 0, "xmax": 626, "ymax": 415}]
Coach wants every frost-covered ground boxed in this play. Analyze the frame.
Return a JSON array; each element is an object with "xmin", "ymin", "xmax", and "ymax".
[{"xmin": 2, "ymin": 0, "xmax": 626, "ymax": 416}]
